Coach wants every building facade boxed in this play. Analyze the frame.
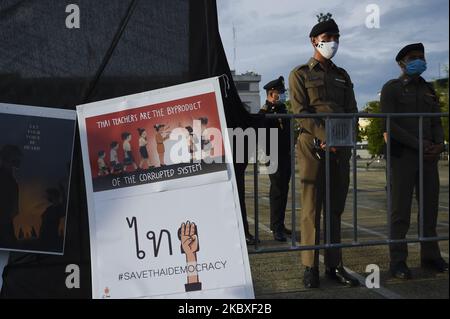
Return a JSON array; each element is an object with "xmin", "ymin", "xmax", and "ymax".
[{"xmin": 231, "ymin": 70, "xmax": 261, "ymax": 114}]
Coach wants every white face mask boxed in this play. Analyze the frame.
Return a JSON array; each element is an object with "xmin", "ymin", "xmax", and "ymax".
[{"xmin": 315, "ymin": 41, "xmax": 339, "ymax": 60}]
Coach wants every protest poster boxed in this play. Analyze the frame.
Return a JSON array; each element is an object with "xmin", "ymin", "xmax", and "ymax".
[
  {"xmin": 0, "ymin": 103, "xmax": 76, "ymax": 254},
  {"xmin": 77, "ymin": 77, "xmax": 254, "ymax": 299}
]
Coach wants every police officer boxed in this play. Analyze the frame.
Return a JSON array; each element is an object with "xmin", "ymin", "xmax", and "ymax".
[
  {"xmin": 289, "ymin": 15, "xmax": 359, "ymax": 288},
  {"xmin": 381, "ymin": 43, "xmax": 448, "ymax": 279},
  {"xmin": 259, "ymin": 76, "xmax": 292, "ymax": 242}
]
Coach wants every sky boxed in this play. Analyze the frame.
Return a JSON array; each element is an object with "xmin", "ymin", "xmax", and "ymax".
[{"xmin": 217, "ymin": 0, "xmax": 450, "ymax": 109}]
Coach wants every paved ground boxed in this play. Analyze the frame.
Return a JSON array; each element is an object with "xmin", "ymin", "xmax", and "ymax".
[{"xmin": 244, "ymin": 159, "xmax": 449, "ymax": 299}]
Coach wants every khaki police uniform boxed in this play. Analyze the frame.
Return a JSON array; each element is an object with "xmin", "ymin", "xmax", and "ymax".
[{"xmin": 289, "ymin": 57, "xmax": 357, "ymax": 268}]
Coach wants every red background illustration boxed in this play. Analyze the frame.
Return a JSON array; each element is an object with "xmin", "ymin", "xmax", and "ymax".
[{"xmin": 85, "ymin": 92, "xmax": 224, "ymax": 177}]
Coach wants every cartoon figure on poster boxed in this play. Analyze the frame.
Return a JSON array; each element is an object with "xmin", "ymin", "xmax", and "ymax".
[
  {"xmin": 121, "ymin": 132, "xmax": 138, "ymax": 172},
  {"xmin": 109, "ymin": 141, "xmax": 122, "ymax": 174},
  {"xmin": 137, "ymin": 128, "xmax": 153, "ymax": 170},
  {"xmin": 97, "ymin": 151, "xmax": 109, "ymax": 176},
  {"xmin": 198, "ymin": 117, "xmax": 213, "ymax": 160},
  {"xmin": 154, "ymin": 124, "xmax": 171, "ymax": 167},
  {"xmin": 185, "ymin": 126, "xmax": 198, "ymax": 163}
]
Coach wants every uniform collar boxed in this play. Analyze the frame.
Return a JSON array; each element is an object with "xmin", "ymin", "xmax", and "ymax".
[
  {"xmin": 308, "ymin": 57, "xmax": 337, "ymax": 71},
  {"xmin": 399, "ymin": 74, "xmax": 425, "ymax": 86},
  {"xmin": 262, "ymin": 100, "xmax": 286, "ymax": 112},
  {"xmin": 264, "ymin": 100, "xmax": 276, "ymax": 107}
]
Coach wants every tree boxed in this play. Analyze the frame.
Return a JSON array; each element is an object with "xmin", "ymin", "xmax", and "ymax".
[
  {"xmin": 433, "ymin": 65, "xmax": 449, "ymax": 143},
  {"xmin": 363, "ymin": 101, "xmax": 385, "ymax": 156}
]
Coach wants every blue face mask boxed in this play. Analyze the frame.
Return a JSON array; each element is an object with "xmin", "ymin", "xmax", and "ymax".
[{"xmin": 405, "ymin": 59, "xmax": 427, "ymax": 76}]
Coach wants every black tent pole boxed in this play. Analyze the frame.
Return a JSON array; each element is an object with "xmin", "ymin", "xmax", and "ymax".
[
  {"xmin": 80, "ymin": 0, "xmax": 138, "ymax": 104},
  {"xmin": 204, "ymin": 0, "xmax": 212, "ymax": 76}
]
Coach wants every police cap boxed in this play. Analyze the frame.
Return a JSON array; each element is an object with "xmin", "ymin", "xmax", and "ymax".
[
  {"xmin": 309, "ymin": 18, "xmax": 339, "ymax": 38},
  {"xmin": 395, "ymin": 43, "xmax": 425, "ymax": 62},
  {"xmin": 263, "ymin": 76, "xmax": 286, "ymax": 93}
]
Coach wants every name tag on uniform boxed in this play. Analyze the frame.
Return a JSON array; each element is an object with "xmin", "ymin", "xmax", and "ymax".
[{"xmin": 335, "ymin": 78, "xmax": 346, "ymax": 84}]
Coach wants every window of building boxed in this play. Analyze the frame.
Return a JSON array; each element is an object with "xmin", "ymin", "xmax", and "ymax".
[{"xmin": 235, "ymin": 82, "xmax": 250, "ymax": 91}]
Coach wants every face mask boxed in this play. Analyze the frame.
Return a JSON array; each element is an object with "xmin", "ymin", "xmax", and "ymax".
[
  {"xmin": 405, "ymin": 59, "xmax": 427, "ymax": 76},
  {"xmin": 277, "ymin": 93, "xmax": 286, "ymax": 104},
  {"xmin": 315, "ymin": 41, "xmax": 339, "ymax": 60}
]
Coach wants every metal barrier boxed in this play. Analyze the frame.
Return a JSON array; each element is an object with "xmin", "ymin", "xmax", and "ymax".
[{"xmin": 249, "ymin": 112, "xmax": 449, "ymax": 254}]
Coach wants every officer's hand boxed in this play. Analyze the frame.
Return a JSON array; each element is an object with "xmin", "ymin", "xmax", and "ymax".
[
  {"xmin": 422, "ymin": 139, "xmax": 433, "ymax": 153},
  {"xmin": 424, "ymin": 153, "xmax": 439, "ymax": 162},
  {"xmin": 320, "ymin": 142, "xmax": 337, "ymax": 153},
  {"xmin": 425, "ymin": 143, "xmax": 444, "ymax": 155}
]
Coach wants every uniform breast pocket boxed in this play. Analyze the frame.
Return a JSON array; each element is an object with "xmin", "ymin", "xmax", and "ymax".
[
  {"xmin": 332, "ymin": 80, "xmax": 348, "ymax": 105},
  {"xmin": 305, "ymin": 79, "xmax": 325, "ymax": 105},
  {"xmin": 398, "ymin": 93, "xmax": 416, "ymax": 111}
]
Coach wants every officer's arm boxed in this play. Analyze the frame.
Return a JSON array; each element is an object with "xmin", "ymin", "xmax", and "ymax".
[
  {"xmin": 430, "ymin": 90, "xmax": 444, "ymax": 145},
  {"xmin": 288, "ymin": 70, "xmax": 309, "ymax": 114},
  {"xmin": 380, "ymin": 83, "xmax": 419, "ymax": 150},
  {"xmin": 343, "ymin": 71, "xmax": 358, "ymax": 114},
  {"xmin": 342, "ymin": 71, "xmax": 359, "ymax": 133}
]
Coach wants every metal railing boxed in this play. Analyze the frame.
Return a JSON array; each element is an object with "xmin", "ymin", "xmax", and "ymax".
[{"xmin": 249, "ymin": 112, "xmax": 449, "ymax": 254}]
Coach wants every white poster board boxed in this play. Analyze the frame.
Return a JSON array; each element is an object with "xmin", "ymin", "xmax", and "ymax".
[{"xmin": 77, "ymin": 77, "xmax": 254, "ymax": 299}]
